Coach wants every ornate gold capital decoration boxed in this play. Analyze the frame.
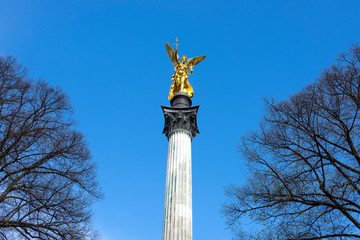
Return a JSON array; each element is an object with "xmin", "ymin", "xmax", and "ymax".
[{"xmin": 165, "ymin": 39, "xmax": 206, "ymax": 100}]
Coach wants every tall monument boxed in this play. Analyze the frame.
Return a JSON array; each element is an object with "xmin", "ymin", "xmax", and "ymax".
[{"xmin": 161, "ymin": 39, "xmax": 206, "ymax": 240}]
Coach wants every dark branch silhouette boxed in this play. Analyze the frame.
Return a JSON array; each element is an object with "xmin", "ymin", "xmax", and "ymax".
[
  {"xmin": 224, "ymin": 44, "xmax": 360, "ymax": 239},
  {"xmin": 0, "ymin": 56, "xmax": 102, "ymax": 240}
]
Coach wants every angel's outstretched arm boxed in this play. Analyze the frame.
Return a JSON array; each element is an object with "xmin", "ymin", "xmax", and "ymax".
[{"xmin": 187, "ymin": 65, "xmax": 194, "ymax": 75}]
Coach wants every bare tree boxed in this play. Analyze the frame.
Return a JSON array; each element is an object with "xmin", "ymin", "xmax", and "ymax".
[
  {"xmin": 224, "ymin": 45, "xmax": 360, "ymax": 239},
  {"xmin": 0, "ymin": 56, "xmax": 102, "ymax": 240}
]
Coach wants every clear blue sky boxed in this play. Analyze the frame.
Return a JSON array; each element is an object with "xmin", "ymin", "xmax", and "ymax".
[{"xmin": 1, "ymin": 1, "xmax": 360, "ymax": 239}]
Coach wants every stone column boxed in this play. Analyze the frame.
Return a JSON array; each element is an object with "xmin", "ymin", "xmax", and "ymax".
[{"xmin": 161, "ymin": 93, "xmax": 199, "ymax": 240}]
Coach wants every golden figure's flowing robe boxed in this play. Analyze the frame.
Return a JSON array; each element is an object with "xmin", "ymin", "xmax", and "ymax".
[{"xmin": 168, "ymin": 64, "xmax": 194, "ymax": 100}]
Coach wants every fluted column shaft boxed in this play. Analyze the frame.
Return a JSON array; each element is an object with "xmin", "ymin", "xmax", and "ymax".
[
  {"xmin": 161, "ymin": 93, "xmax": 199, "ymax": 240},
  {"xmin": 162, "ymin": 130, "xmax": 192, "ymax": 240}
]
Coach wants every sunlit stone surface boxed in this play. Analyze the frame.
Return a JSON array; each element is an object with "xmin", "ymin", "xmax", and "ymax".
[{"xmin": 162, "ymin": 130, "xmax": 192, "ymax": 240}]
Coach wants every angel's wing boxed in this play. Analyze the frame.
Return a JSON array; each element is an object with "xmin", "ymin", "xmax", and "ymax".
[
  {"xmin": 187, "ymin": 55, "xmax": 206, "ymax": 67},
  {"xmin": 165, "ymin": 42, "xmax": 179, "ymax": 67}
]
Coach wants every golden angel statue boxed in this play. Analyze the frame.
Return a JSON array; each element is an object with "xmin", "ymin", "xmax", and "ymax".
[{"xmin": 166, "ymin": 40, "xmax": 206, "ymax": 100}]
